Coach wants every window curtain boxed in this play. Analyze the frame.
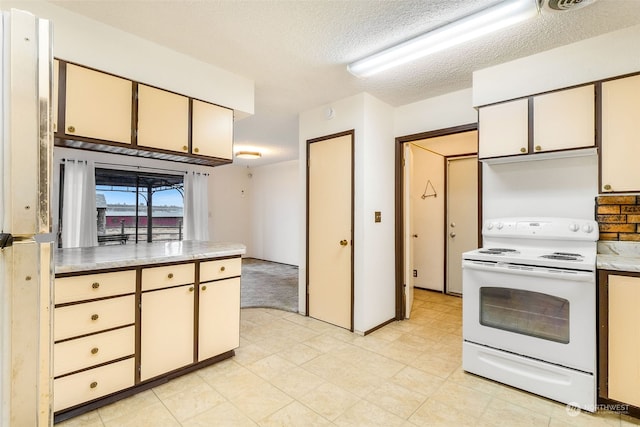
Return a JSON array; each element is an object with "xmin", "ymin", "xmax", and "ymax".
[
  {"xmin": 62, "ymin": 159, "xmax": 98, "ymax": 248},
  {"xmin": 183, "ymin": 172, "xmax": 209, "ymax": 240}
]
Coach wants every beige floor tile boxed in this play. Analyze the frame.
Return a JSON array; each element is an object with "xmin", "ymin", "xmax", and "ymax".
[
  {"xmin": 298, "ymin": 382, "xmax": 360, "ymax": 421},
  {"xmin": 549, "ymin": 405, "xmax": 622, "ymax": 426},
  {"xmin": 284, "ymin": 314, "xmax": 335, "ymax": 332},
  {"xmin": 492, "ymin": 384, "xmax": 565, "ymax": 417},
  {"xmin": 367, "ymin": 324, "xmax": 404, "ymax": 342},
  {"xmin": 56, "ymin": 411, "xmax": 104, "ymax": 427},
  {"xmin": 228, "ymin": 381, "xmax": 293, "ymax": 421},
  {"xmin": 181, "ymin": 401, "xmax": 258, "ymax": 427},
  {"xmin": 377, "ymin": 339, "xmax": 425, "ymax": 365},
  {"xmin": 330, "ymin": 344, "xmax": 404, "ymax": 378},
  {"xmin": 429, "ymin": 381, "xmax": 492, "ymax": 417},
  {"xmin": 409, "ymin": 352, "xmax": 460, "ymax": 379},
  {"xmin": 258, "ymin": 401, "xmax": 332, "ymax": 427},
  {"xmin": 409, "ymin": 398, "xmax": 480, "ymax": 426},
  {"xmin": 479, "ymin": 398, "xmax": 551, "ymax": 427},
  {"xmin": 253, "ymin": 334, "xmax": 300, "ymax": 353},
  {"xmin": 622, "ymin": 414, "xmax": 640, "ymax": 426},
  {"xmin": 247, "ymin": 354, "xmax": 298, "ymax": 380},
  {"xmin": 159, "ymin": 381, "xmax": 226, "ymax": 422},
  {"xmin": 270, "ymin": 366, "xmax": 325, "ymax": 399},
  {"xmin": 97, "ymin": 390, "xmax": 160, "ymax": 423},
  {"xmin": 102, "ymin": 401, "xmax": 180, "ymax": 427},
  {"xmin": 365, "ymin": 380, "xmax": 428, "ymax": 418},
  {"xmin": 447, "ymin": 368, "xmax": 502, "ymax": 395},
  {"xmin": 394, "ymin": 332, "xmax": 437, "ymax": 351},
  {"xmin": 304, "ymin": 333, "xmax": 352, "ymax": 353},
  {"xmin": 201, "ymin": 361, "xmax": 268, "ymax": 400},
  {"xmin": 152, "ymin": 372, "xmax": 209, "ymax": 401},
  {"xmin": 391, "ymin": 365, "xmax": 445, "ymax": 397},
  {"xmin": 233, "ymin": 342, "xmax": 275, "ymax": 366},
  {"xmin": 334, "ymin": 400, "xmax": 406, "ymax": 427},
  {"xmin": 277, "ymin": 342, "xmax": 322, "ymax": 365}
]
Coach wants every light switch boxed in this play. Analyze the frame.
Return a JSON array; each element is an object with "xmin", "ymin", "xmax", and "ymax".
[{"xmin": 375, "ymin": 211, "xmax": 381, "ymax": 223}]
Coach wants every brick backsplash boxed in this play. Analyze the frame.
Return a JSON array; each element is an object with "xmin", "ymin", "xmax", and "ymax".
[{"xmin": 596, "ymin": 195, "xmax": 640, "ymax": 241}]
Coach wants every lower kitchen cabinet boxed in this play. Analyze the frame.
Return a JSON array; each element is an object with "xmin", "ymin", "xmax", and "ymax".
[
  {"xmin": 140, "ymin": 284, "xmax": 195, "ymax": 381},
  {"xmin": 53, "ymin": 255, "xmax": 242, "ymax": 423},
  {"xmin": 598, "ymin": 270, "xmax": 640, "ymax": 414},
  {"xmin": 198, "ymin": 277, "xmax": 240, "ymax": 361}
]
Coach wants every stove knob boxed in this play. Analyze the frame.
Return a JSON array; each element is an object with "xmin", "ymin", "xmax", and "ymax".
[
  {"xmin": 486, "ymin": 223, "xmax": 494, "ymax": 230},
  {"xmin": 496, "ymin": 222, "xmax": 504, "ymax": 230},
  {"xmin": 582, "ymin": 223, "xmax": 594, "ymax": 233},
  {"xmin": 569, "ymin": 223, "xmax": 579, "ymax": 232}
]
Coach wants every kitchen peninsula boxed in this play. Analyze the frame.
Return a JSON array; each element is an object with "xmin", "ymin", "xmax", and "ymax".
[{"xmin": 53, "ymin": 241, "xmax": 245, "ymax": 422}]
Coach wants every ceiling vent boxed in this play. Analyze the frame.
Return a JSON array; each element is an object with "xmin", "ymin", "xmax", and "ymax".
[{"xmin": 539, "ymin": 0, "xmax": 597, "ymax": 12}]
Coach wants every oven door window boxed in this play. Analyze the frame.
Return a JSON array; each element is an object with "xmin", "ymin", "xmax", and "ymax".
[{"xmin": 479, "ymin": 287, "xmax": 569, "ymax": 344}]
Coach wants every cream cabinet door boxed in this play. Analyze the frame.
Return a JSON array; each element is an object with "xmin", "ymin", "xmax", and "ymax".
[
  {"xmin": 137, "ymin": 84, "xmax": 189, "ymax": 153},
  {"xmin": 140, "ymin": 285, "xmax": 194, "ymax": 381},
  {"xmin": 601, "ymin": 75, "xmax": 640, "ymax": 193},
  {"xmin": 53, "ymin": 59, "xmax": 59, "ymax": 133},
  {"xmin": 65, "ymin": 63, "xmax": 133, "ymax": 144},
  {"xmin": 533, "ymin": 85, "xmax": 595, "ymax": 152},
  {"xmin": 478, "ymin": 98, "xmax": 528, "ymax": 159},
  {"xmin": 608, "ymin": 274, "xmax": 640, "ymax": 407},
  {"xmin": 198, "ymin": 278, "xmax": 240, "ymax": 361},
  {"xmin": 192, "ymin": 99, "xmax": 233, "ymax": 159}
]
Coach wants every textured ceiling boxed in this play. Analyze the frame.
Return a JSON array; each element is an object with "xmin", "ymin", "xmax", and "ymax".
[{"xmin": 50, "ymin": 0, "xmax": 640, "ymax": 166}]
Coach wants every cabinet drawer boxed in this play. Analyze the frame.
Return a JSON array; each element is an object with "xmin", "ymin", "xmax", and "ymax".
[
  {"xmin": 54, "ymin": 326, "xmax": 134, "ymax": 377},
  {"xmin": 55, "ymin": 270, "xmax": 136, "ymax": 304},
  {"xmin": 141, "ymin": 263, "xmax": 194, "ymax": 291},
  {"xmin": 54, "ymin": 295, "xmax": 135, "ymax": 341},
  {"xmin": 53, "ymin": 357, "xmax": 134, "ymax": 412},
  {"xmin": 200, "ymin": 258, "xmax": 241, "ymax": 282}
]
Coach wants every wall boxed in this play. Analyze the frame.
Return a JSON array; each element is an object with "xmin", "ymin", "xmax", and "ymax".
[
  {"xmin": 482, "ymin": 155, "xmax": 599, "ymax": 220},
  {"xmin": 596, "ymin": 196, "xmax": 640, "ymax": 241},
  {"xmin": 473, "ymin": 24, "xmax": 640, "ymax": 107},
  {"xmin": 410, "ymin": 146, "xmax": 445, "ymax": 291},
  {"xmin": 250, "ymin": 160, "xmax": 299, "ymax": 265},
  {"xmin": 4, "ymin": 0, "xmax": 254, "ymax": 117},
  {"xmin": 208, "ymin": 164, "xmax": 253, "ymax": 254},
  {"xmin": 299, "ymin": 93, "xmax": 395, "ymax": 333}
]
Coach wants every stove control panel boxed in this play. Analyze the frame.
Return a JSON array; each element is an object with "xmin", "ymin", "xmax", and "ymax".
[{"xmin": 483, "ymin": 217, "xmax": 599, "ymax": 241}]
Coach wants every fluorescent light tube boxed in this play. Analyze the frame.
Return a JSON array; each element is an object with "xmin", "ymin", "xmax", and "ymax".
[{"xmin": 347, "ymin": 0, "xmax": 539, "ymax": 78}]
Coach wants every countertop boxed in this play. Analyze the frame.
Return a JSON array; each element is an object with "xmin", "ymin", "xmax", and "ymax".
[
  {"xmin": 597, "ymin": 241, "xmax": 640, "ymax": 272},
  {"xmin": 55, "ymin": 241, "xmax": 246, "ymax": 274}
]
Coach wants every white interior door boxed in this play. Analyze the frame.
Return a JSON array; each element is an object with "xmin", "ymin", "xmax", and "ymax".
[
  {"xmin": 404, "ymin": 144, "xmax": 414, "ymax": 319},
  {"xmin": 308, "ymin": 134, "xmax": 353, "ymax": 330},
  {"xmin": 446, "ymin": 156, "xmax": 478, "ymax": 295}
]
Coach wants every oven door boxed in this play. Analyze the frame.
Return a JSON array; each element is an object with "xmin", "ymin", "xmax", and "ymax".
[{"xmin": 462, "ymin": 260, "xmax": 595, "ymax": 373}]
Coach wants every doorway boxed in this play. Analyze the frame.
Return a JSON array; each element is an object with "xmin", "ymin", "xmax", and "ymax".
[
  {"xmin": 307, "ymin": 131, "xmax": 354, "ymax": 330},
  {"xmin": 395, "ymin": 125, "xmax": 479, "ymax": 318}
]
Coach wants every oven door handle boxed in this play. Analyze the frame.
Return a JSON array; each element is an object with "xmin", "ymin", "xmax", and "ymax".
[{"xmin": 462, "ymin": 260, "xmax": 594, "ymax": 282}]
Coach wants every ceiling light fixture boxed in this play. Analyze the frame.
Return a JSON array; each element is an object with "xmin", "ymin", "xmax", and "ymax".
[
  {"xmin": 235, "ymin": 151, "xmax": 262, "ymax": 159},
  {"xmin": 347, "ymin": 0, "xmax": 539, "ymax": 78}
]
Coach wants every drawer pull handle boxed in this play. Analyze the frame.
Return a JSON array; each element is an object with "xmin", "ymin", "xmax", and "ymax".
[
  {"xmin": 67, "ymin": 125, "xmax": 76, "ymax": 133},
  {"xmin": 220, "ymin": 266, "xmax": 226, "ymax": 272},
  {"xmin": 168, "ymin": 273, "xmax": 174, "ymax": 279},
  {"xmin": 90, "ymin": 381, "xmax": 98, "ymax": 389},
  {"xmin": 201, "ymin": 285, "xmax": 207, "ymax": 291},
  {"xmin": 182, "ymin": 145, "xmax": 188, "ymax": 151},
  {"xmin": 189, "ymin": 286, "xmax": 194, "ymax": 292},
  {"xmin": 535, "ymin": 145, "xmax": 542, "ymax": 151},
  {"xmin": 91, "ymin": 347, "xmax": 99, "ymax": 355},
  {"xmin": 92, "ymin": 282, "xmax": 100, "ymax": 289},
  {"xmin": 194, "ymin": 147, "xmax": 199, "ymax": 153},
  {"xmin": 604, "ymin": 184, "xmax": 612, "ymax": 191},
  {"xmin": 519, "ymin": 147, "xmax": 526, "ymax": 153},
  {"xmin": 91, "ymin": 314, "xmax": 99, "ymax": 321}
]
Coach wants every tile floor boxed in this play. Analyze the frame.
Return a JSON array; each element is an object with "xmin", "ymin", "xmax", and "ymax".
[{"xmin": 58, "ymin": 289, "xmax": 639, "ymax": 427}]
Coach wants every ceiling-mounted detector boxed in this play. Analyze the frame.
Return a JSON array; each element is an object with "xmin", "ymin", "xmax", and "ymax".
[{"xmin": 539, "ymin": 0, "xmax": 597, "ymax": 12}]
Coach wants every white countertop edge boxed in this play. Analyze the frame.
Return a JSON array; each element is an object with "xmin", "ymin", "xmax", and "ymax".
[
  {"xmin": 597, "ymin": 254, "xmax": 640, "ymax": 273},
  {"xmin": 55, "ymin": 241, "xmax": 246, "ymax": 274}
]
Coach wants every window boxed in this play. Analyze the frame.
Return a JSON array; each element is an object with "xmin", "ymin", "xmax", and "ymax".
[{"xmin": 95, "ymin": 168, "xmax": 184, "ymax": 245}]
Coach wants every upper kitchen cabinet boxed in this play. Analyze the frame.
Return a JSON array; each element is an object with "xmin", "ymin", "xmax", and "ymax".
[
  {"xmin": 192, "ymin": 99, "xmax": 234, "ymax": 160},
  {"xmin": 137, "ymin": 84, "xmax": 189, "ymax": 153},
  {"xmin": 63, "ymin": 63, "xmax": 133, "ymax": 144},
  {"xmin": 479, "ymin": 98, "xmax": 528, "ymax": 159},
  {"xmin": 601, "ymin": 74, "xmax": 640, "ymax": 193},
  {"xmin": 533, "ymin": 84, "xmax": 595, "ymax": 152}
]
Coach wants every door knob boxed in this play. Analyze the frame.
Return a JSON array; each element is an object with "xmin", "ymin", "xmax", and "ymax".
[
  {"xmin": 450, "ymin": 232, "xmax": 456, "ymax": 238},
  {"xmin": 339, "ymin": 240, "xmax": 348, "ymax": 246},
  {"xmin": 412, "ymin": 234, "xmax": 418, "ymax": 238}
]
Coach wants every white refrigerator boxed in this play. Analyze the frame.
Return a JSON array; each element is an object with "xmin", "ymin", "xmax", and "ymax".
[{"xmin": 1, "ymin": 8, "xmax": 54, "ymax": 427}]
